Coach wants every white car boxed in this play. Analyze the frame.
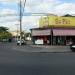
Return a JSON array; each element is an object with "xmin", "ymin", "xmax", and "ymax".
[{"xmin": 17, "ymin": 39, "xmax": 26, "ymax": 45}]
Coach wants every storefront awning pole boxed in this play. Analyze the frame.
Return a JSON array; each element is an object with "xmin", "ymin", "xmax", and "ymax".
[{"xmin": 51, "ymin": 27, "xmax": 53, "ymax": 45}]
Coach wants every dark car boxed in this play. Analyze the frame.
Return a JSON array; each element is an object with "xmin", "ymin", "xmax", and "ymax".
[{"xmin": 70, "ymin": 41, "xmax": 75, "ymax": 52}]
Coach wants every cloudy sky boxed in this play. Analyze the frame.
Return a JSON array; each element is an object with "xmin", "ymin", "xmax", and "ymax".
[{"xmin": 0, "ymin": 0, "xmax": 75, "ymax": 32}]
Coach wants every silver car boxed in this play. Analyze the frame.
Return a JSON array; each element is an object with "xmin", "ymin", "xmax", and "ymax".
[
  {"xmin": 70, "ymin": 40, "xmax": 75, "ymax": 52},
  {"xmin": 17, "ymin": 39, "xmax": 26, "ymax": 45}
]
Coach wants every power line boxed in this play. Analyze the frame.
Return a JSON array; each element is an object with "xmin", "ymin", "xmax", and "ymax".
[{"xmin": 0, "ymin": 13, "xmax": 56, "ymax": 17}]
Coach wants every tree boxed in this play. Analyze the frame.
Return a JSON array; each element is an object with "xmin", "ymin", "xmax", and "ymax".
[
  {"xmin": 63, "ymin": 14, "xmax": 75, "ymax": 17},
  {"xmin": 0, "ymin": 27, "xmax": 8, "ymax": 32},
  {"xmin": 0, "ymin": 27, "xmax": 12, "ymax": 42},
  {"xmin": 25, "ymin": 33, "xmax": 31, "ymax": 38}
]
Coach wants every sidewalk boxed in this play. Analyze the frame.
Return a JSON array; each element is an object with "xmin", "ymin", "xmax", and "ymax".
[
  {"xmin": 12, "ymin": 45, "xmax": 71, "ymax": 53},
  {"xmin": 30, "ymin": 45, "xmax": 71, "ymax": 53},
  {"xmin": 30, "ymin": 45, "xmax": 69, "ymax": 48}
]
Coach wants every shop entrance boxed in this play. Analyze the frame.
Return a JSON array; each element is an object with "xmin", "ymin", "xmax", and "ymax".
[
  {"xmin": 32, "ymin": 36, "xmax": 51, "ymax": 45},
  {"xmin": 53, "ymin": 36, "xmax": 75, "ymax": 45},
  {"xmin": 66, "ymin": 36, "xmax": 75, "ymax": 45},
  {"xmin": 53, "ymin": 36, "xmax": 65, "ymax": 45}
]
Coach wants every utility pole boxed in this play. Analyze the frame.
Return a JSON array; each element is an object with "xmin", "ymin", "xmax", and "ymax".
[
  {"xmin": 15, "ymin": 24, "xmax": 19, "ymax": 41},
  {"xmin": 19, "ymin": 0, "xmax": 22, "ymax": 45}
]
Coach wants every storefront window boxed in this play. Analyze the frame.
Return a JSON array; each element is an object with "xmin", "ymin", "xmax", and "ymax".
[
  {"xmin": 66, "ymin": 36, "xmax": 75, "ymax": 45},
  {"xmin": 53, "ymin": 36, "xmax": 65, "ymax": 45},
  {"xmin": 53, "ymin": 37, "xmax": 56, "ymax": 45}
]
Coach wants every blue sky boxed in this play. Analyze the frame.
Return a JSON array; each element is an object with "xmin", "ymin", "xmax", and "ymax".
[
  {"xmin": 61, "ymin": 0, "xmax": 75, "ymax": 3},
  {"xmin": 0, "ymin": 0, "xmax": 75, "ymax": 32},
  {"xmin": 0, "ymin": 3, "xmax": 17, "ymax": 9}
]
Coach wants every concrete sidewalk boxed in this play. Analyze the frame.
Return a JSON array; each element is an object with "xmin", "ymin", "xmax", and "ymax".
[
  {"xmin": 29, "ymin": 45, "xmax": 71, "ymax": 53},
  {"xmin": 30, "ymin": 45, "xmax": 69, "ymax": 48},
  {"xmin": 12, "ymin": 45, "xmax": 71, "ymax": 53},
  {"xmin": 0, "ymin": 42, "xmax": 71, "ymax": 53}
]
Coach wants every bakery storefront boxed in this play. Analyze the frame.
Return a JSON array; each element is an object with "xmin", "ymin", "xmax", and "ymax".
[
  {"xmin": 31, "ymin": 15, "xmax": 75, "ymax": 45},
  {"xmin": 52, "ymin": 28, "xmax": 75, "ymax": 45},
  {"xmin": 31, "ymin": 28, "xmax": 75, "ymax": 45},
  {"xmin": 31, "ymin": 28, "xmax": 51, "ymax": 45}
]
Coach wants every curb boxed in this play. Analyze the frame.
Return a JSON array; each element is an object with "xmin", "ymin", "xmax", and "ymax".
[
  {"xmin": 12, "ymin": 47, "xmax": 71, "ymax": 53},
  {"xmin": 30, "ymin": 45, "xmax": 70, "ymax": 49},
  {"xmin": 12, "ymin": 45, "xmax": 71, "ymax": 53}
]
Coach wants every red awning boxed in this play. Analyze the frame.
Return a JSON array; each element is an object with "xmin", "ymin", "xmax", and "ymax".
[
  {"xmin": 32, "ymin": 29, "xmax": 51, "ymax": 36},
  {"xmin": 53, "ymin": 29, "xmax": 75, "ymax": 36}
]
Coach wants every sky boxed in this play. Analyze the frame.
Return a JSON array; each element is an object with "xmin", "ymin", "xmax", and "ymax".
[{"xmin": 0, "ymin": 0, "xmax": 75, "ymax": 32}]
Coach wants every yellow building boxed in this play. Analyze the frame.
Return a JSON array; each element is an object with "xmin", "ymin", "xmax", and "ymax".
[
  {"xmin": 31, "ymin": 15, "xmax": 75, "ymax": 45},
  {"xmin": 39, "ymin": 16, "xmax": 75, "ymax": 28}
]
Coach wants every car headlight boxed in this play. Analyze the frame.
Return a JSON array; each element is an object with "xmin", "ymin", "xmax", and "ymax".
[{"xmin": 72, "ymin": 45, "xmax": 75, "ymax": 48}]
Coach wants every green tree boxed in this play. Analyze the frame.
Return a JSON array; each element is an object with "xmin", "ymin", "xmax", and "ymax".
[
  {"xmin": 0, "ymin": 27, "xmax": 8, "ymax": 32},
  {"xmin": 25, "ymin": 33, "xmax": 31, "ymax": 37},
  {"xmin": 0, "ymin": 27, "xmax": 12, "ymax": 42}
]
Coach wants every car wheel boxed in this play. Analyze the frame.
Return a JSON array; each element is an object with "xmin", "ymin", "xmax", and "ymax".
[
  {"xmin": 71, "ymin": 49, "xmax": 75, "ymax": 52},
  {"xmin": 17, "ymin": 43, "xmax": 19, "ymax": 45}
]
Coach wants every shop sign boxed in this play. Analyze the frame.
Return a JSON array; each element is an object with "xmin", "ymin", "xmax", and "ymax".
[
  {"xmin": 39, "ymin": 16, "xmax": 75, "ymax": 27},
  {"xmin": 35, "ymin": 39, "xmax": 43, "ymax": 45}
]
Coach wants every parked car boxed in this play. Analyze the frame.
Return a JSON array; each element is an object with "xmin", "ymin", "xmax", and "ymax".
[
  {"xmin": 17, "ymin": 39, "xmax": 26, "ymax": 45},
  {"xmin": 70, "ymin": 41, "xmax": 75, "ymax": 52}
]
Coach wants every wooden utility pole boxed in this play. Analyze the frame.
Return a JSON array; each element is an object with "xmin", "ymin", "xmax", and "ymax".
[{"xmin": 19, "ymin": 0, "xmax": 22, "ymax": 45}]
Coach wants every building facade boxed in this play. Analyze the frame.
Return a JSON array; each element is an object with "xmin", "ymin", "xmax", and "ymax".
[{"xmin": 31, "ymin": 15, "xmax": 75, "ymax": 45}]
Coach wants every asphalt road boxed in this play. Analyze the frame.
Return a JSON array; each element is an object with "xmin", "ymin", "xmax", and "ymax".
[{"xmin": 0, "ymin": 42, "xmax": 75, "ymax": 75}]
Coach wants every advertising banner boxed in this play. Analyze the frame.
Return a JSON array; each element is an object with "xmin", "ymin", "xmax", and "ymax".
[{"xmin": 39, "ymin": 16, "xmax": 75, "ymax": 27}]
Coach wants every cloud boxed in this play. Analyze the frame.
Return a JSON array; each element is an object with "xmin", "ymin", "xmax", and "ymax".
[
  {"xmin": 54, "ymin": 3, "xmax": 75, "ymax": 15},
  {"xmin": 0, "ymin": 0, "xmax": 26, "ymax": 3},
  {"xmin": 22, "ymin": 16, "xmax": 40, "ymax": 31},
  {"xmin": 0, "ymin": 16, "xmax": 40, "ymax": 32},
  {"xmin": 0, "ymin": 0, "xmax": 18, "ymax": 3},
  {"xmin": 25, "ymin": 0, "xmax": 60, "ymax": 13},
  {"xmin": 0, "ymin": 8, "xmax": 17, "ymax": 15},
  {"xmin": 0, "ymin": 0, "xmax": 75, "ymax": 32},
  {"xmin": 0, "ymin": 8, "xmax": 19, "ymax": 23},
  {"xmin": 25, "ymin": 0, "xmax": 75, "ymax": 16},
  {"xmin": 0, "ymin": 8, "xmax": 19, "ymax": 31},
  {"xmin": 0, "ymin": 21, "xmax": 19, "ymax": 31}
]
